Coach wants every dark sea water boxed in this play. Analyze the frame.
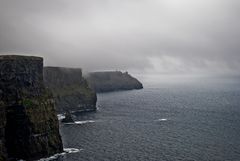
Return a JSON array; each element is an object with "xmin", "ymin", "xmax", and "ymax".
[{"xmin": 58, "ymin": 78, "xmax": 240, "ymax": 161}]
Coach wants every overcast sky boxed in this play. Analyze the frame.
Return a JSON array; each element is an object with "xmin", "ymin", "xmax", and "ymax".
[{"xmin": 0, "ymin": 0, "xmax": 240, "ymax": 76}]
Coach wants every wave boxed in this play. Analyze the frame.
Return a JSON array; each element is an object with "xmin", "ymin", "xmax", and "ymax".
[
  {"xmin": 57, "ymin": 114, "xmax": 65, "ymax": 120},
  {"xmin": 75, "ymin": 120, "xmax": 95, "ymax": 124},
  {"xmin": 96, "ymin": 106, "xmax": 100, "ymax": 111},
  {"xmin": 37, "ymin": 148, "xmax": 82, "ymax": 161},
  {"xmin": 64, "ymin": 120, "xmax": 95, "ymax": 125},
  {"xmin": 63, "ymin": 148, "xmax": 82, "ymax": 154},
  {"xmin": 157, "ymin": 118, "xmax": 168, "ymax": 121}
]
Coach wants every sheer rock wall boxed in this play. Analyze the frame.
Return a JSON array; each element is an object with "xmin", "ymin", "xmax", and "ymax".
[{"xmin": 0, "ymin": 55, "xmax": 63, "ymax": 161}]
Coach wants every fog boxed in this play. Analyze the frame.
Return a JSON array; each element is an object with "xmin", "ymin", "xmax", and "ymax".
[{"xmin": 0, "ymin": 0, "xmax": 240, "ymax": 78}]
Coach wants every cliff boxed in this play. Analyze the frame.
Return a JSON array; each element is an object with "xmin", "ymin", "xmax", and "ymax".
[
  {"xmin": 0, "ymin": 102, "xmax": 6, "ymax": 161},
  {"xmin": 86, "ymin": 71, "xmax": 143, "ymax": 93},
  {"xmin": 44, "ymin": 67, "xmax": 97, "ymax": 113},
  {"xmin": 0, "ymin": 55, "xmax": 63, "ymax": 161}
]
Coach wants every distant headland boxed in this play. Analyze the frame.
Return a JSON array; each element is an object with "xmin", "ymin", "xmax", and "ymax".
[{"xmin": 86, "ymin": 71, "xmax": 143, "ymax": 93}]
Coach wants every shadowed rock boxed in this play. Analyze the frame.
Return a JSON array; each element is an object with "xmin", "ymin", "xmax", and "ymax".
[
  {"xmin": 86, "ymin": 71, "xmax": 143, "ymax": 93},
  {"xmin": 0, "ymin": 55, "xmax": 63, "ymax": 161},
  {"xmin": 62, "ymin": 111, "xmax": 74, "ymax": 123},
  {"xmin": 44, "ymin": 67, "xmax": 97, "ymax": 113}
]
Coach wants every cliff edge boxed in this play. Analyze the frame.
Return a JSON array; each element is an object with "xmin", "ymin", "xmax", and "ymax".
[
  {"xmin": 44, "ymin": 67, "xmax": 97, "ymax": 113},
  {"xmin": 0, "ymin": 55, "xmax": 63, "ymax": 161},
  {"xmin": 86, "ymin": 71, "xmax": 143, "ymax": 93}
]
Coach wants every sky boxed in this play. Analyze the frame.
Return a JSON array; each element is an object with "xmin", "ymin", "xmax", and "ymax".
[{"xmin": 0, "ymin": 0, "xmax": 240, "ymax": 77}]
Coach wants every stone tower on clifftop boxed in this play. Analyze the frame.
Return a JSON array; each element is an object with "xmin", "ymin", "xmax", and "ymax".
[{"xmin": 0, "ymin": 55, "xmax": 63, "ymax": 161}]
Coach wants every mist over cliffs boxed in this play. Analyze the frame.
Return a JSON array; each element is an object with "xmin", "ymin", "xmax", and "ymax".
[{"xmin": 86, "ymin": 71, "xmax": 143, "ymax": 93}]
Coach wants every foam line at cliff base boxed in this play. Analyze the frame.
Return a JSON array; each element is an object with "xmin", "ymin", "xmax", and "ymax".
[
  {"xmin": 37, "ymin": 148, "xmax": 82, "ymax": 161},
  {"xmin": 64, "ymin": 120, "xmax": 96, "ymax": 125},
  {"xmin": 57, "ymin": 114, "xmax": 65, "ymax": 120}
]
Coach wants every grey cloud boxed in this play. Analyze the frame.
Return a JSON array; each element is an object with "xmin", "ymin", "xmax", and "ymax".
[{"xmin": 0, "ymin": 0, "xmax": 240, "ymax": 75}]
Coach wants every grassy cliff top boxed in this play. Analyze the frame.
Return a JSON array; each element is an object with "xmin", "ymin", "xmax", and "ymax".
[
  {"xmin": 44, "ymin": 66, "xmax": 82, "ymax": 70},
  {"xmin": 0, "ymin": 55, "xmax": 43, "ymax": 61}
]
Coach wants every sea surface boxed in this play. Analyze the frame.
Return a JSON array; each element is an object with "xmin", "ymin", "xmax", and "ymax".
[{"xmin": 57, "ymin": 78, "xmax": 240, "ymax": 161}]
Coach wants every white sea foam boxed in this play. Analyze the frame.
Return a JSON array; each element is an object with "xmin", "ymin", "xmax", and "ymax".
[
  {"xmin": 37, "ymin": 148, "xmax": 82, "ymax": 161},
  {"xmin": 96, "ymin": 105, "xmax": 100, "ymax": 111},
  {"xmin": 57, "ymin": 114, "xmax": 65, "ymax": 120},
  {"xmin": 64, "ymin": 120, "xmax": 95, "ymax": 125},
  {"xmin": 64, "ymin": 148, "xmax": 81, "ymax": 153},
  {"xmin": 75, "ymin": 120, "xmax": 95, "ymax": 124},
  {"xmin": 157, "ymin": 118, "xmax": 168, "ymax": 121}
]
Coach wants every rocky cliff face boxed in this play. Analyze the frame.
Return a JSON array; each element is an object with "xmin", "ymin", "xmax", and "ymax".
[
  {"xmin": 0, "ymin": 102, "xmax": 6, "ymax": 161},
  {"xmin": 86, "ymin": 71, "xmax": 143, "ymax": 93},
  {"xmin": 44, "ymin": 67, "xmax": 97, "ymax": 113},
  {"xmin": 0, "ymin": 55, "xmax": 63, "ymax": 161}
]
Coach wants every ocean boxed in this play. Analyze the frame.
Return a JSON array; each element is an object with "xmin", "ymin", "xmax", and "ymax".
[{"xmin": 57, "ymin": 77, "xmax": 240, "ymax": 161}]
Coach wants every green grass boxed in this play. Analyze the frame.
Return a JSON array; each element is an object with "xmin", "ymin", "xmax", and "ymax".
[{"xmin": 22, "ymin": 98, "xmax": 35, "ymax": 107}]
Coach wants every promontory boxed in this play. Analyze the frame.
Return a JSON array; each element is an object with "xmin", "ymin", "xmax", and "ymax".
[
  {"xmin": 86, "ymin": 71, "xmax": 143, "ymax": 93},
  {"xmin": 0, "ymin": 55, "xmax": 63, "ymax": 161}
]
